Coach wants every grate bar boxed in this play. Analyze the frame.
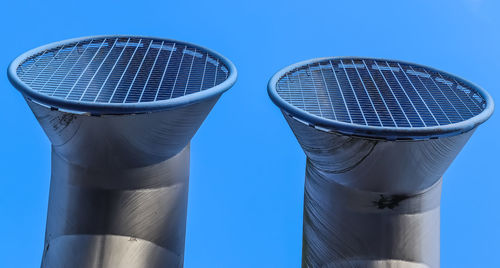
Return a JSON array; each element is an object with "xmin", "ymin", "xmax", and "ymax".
[
  {"xmin": 351, "ymin": 59, "xmax": 383, "ymax": 126},
  {"xmin": 397, "ymin": 63, "xmax": 439, "ymax": 126},
  {"xmin": 296, "ymin": 68, "xmax": 309, "ymax": 113},
  {"xmin": 407, "ymin": 65, "xmax": 453, "ymax": 124},
  {"xmin": 384, "ymin": 61, "xmax": 427, "ymax": 127},
  {"xmin": 340, "ymin": 60, "xmax": 368, "ymax": 125},
  {"xmin": 199, "ymin": 52, "xmax": 209, "ymax": 92},
  {"xmin": 435, "ymin": 73, "xmax": 475, "ymax": 117},
  {"xmin": 308, "ymin": 65, "xmax": 335, "ymax": 119},
  {"xmin": 449, "ymin": 77, "xmax": 483, "ymax": 111},
  {"xmin": 422, "ymin": 68, "xmax": 465, "ymax": 122},
  {"xmin": 154, "ymin": 43, "xmax": 175, "ymax": 101},
  {"xmin": 213, "ymin": 58, "xmax": 219, "ymax": 87},
  {"xmin": 108, "ymin": 38, "xmax": 143, "ymax": 103},
  {"xmin": 286, "ymin": 69, "xmax": 306, "ymax": 112},
  {"xmin": 302, "ymin": 66, "xmax": 323, "ymax": 117},
  {"xmin": 38, "ymin": 43, "xmax": 80, "ymax": 94},
  {"xmin": 51, "ymin": 39, "xmax": 96, "ymax": 97},
  {"xmin": 93, "ymin": 38, "xmax": 130, "ymax": 102},
  {"xmin": 79, "ymin": 39, "xmax": 118, "ymax": 101},
  {"xmin": 123, "ymin": 39, "xmax": 153, "ymax": 103},
  {"xmin": 372, "ymin": 61, "xmax": 413, "ymax": 127},
  {"xmin": 139, "ymin": 41, "xmax": 164, "ymax": 102},
  {"xmin": 169, "ymin": 45, "xmax": 187, "ymax": 100},
  {"xmin": 27, "ymin": 45, "xmax": 67, "ymax": 87},
  {"xmin": 330, "ymin": 60, "xmax": 353, "ymax": 123},
  {"xmin": 361, "ymin": 59, "xmax": 397, "ymax": 127},
  {"xmin": 64, "ymin": 39, "xmax": 107, "ymax": 100},
  {"xmin": 19, "ymin": 49, "xmax": 50, "ymax": 80},
  {"xmin": 318, "ymin": 63, "xmax": 337, "ymax": 121},
  {"xmin": 183, "ymin": 48, "xmax": 197, "ymax": 96},
  {"xmin": 284, "ymin": 75, "xmax": 297, "ymax": 109}
]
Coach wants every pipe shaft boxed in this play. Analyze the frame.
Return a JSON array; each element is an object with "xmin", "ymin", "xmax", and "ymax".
[
  {"xmin": 302, "ymin": 158, "xmax": 441, "ymax": 267},
  {"xmin": 41, "ymin": 145, "xmax": 191, "ymax": 268}
]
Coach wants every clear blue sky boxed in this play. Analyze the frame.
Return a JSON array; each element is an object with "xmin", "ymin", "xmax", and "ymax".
[{"xmin": 0, "ymin": 0, "xmax": 498, "ymax": 267}]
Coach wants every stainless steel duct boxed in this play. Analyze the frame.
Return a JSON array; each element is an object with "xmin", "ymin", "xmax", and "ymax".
[
  {"xmin": 7, "ymin": 35, "xmax": 237, "ymax": 267},
  {"xmin": 268, "ymin": 57, "xmax": 493, "ymax": 268}
]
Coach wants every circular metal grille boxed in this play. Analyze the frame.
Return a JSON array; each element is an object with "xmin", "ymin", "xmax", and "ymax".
[
  {"xmin": 269, "ymin": 57, "xmax": 493, "ymax": 139},
  {"xmin": 268, "ymin": 57, "xmax": 494, "ymax": 140},
  {"xmin": 10, "ymin": 36, "xmax": 234, "ymax": 113}
]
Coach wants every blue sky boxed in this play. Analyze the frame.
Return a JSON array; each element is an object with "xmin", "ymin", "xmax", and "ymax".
[{"xmin": 0, "ymin": 0, "xmax": 499, "ymax": 267}]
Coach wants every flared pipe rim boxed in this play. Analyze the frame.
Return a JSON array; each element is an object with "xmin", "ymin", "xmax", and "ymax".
[
  {"xmin": 268, "ymin": 56, "xmax": 494, "ymax": 140},
  {"xmin": 7, "ymin": 35, "xmax": 237, "ymax": 115}
]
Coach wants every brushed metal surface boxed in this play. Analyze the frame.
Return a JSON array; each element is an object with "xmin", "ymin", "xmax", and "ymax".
[
  {"xmin": 27, "ymin": 97, "xmax": 219, "ymax": 267},
  {"xmin": 42, "ymin": 235, "xmax": 181, "ymax": 268},
  {"xmin": 284, "ymin": 114, "xmax": 474, "ymax": 268}
]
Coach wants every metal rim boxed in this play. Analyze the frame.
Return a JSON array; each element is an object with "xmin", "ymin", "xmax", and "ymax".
[
  {"xmin": 268, "ymin": 56, "xmax": 494, "ymax": 140},
  {"xmin": 7, "ymin": 35, "xmax": 238, "ymax": 114}
]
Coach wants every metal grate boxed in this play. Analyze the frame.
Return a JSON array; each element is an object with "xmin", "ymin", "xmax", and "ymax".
[
  {"xmin": 15, "ymin": 36, "xmax": 230, "ymax": 104},
  {"xmin": 276, "ymin": 58, "xmax": 486, "ymax": 128}
]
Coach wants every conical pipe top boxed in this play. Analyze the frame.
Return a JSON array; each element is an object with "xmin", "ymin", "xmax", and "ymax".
[
  {"xmin": 25, "ymin": 97, "xmax": 220, "ymax": 168},
  {"xmin": 269, "ymin": 57, "xmax": 493, "ymax": 192},
  {"xmin": 283, "ymin": 112, "xmax": 474, "ymax": 193}
]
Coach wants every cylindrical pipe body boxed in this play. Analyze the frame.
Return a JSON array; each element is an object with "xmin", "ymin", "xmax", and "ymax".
[
  {"xmin": 303, "ymin": 160, "xmax": 441, "ymax": 267},
  {"xmin": 26, "ymin": 97, "xmax": 219, "ymax": 268},
  {"xmin": 284, "ymin": 114, "xmax": 474, "ymax": 268},
  {"xmin": 42, "ymin": 145, "xmax": 190, "ymax": 267}
]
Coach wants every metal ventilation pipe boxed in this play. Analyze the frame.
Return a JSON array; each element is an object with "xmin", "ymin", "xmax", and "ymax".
[
  {"xmin": 268, "ymin": 57, "xmax": 493, "ymax": 268},
  {"xmin": 7, "ymin": 35, "xmax": 237, "ymax": 268}
]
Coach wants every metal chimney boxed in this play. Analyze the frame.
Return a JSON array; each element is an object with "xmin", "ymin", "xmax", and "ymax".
[
  {"xmin": 268, "ymin": 57, "xmax": 493, "ymax": 267},
  {"xmin": 7, "ymin": 35, "xmax": 237, "ymax": 268}
]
